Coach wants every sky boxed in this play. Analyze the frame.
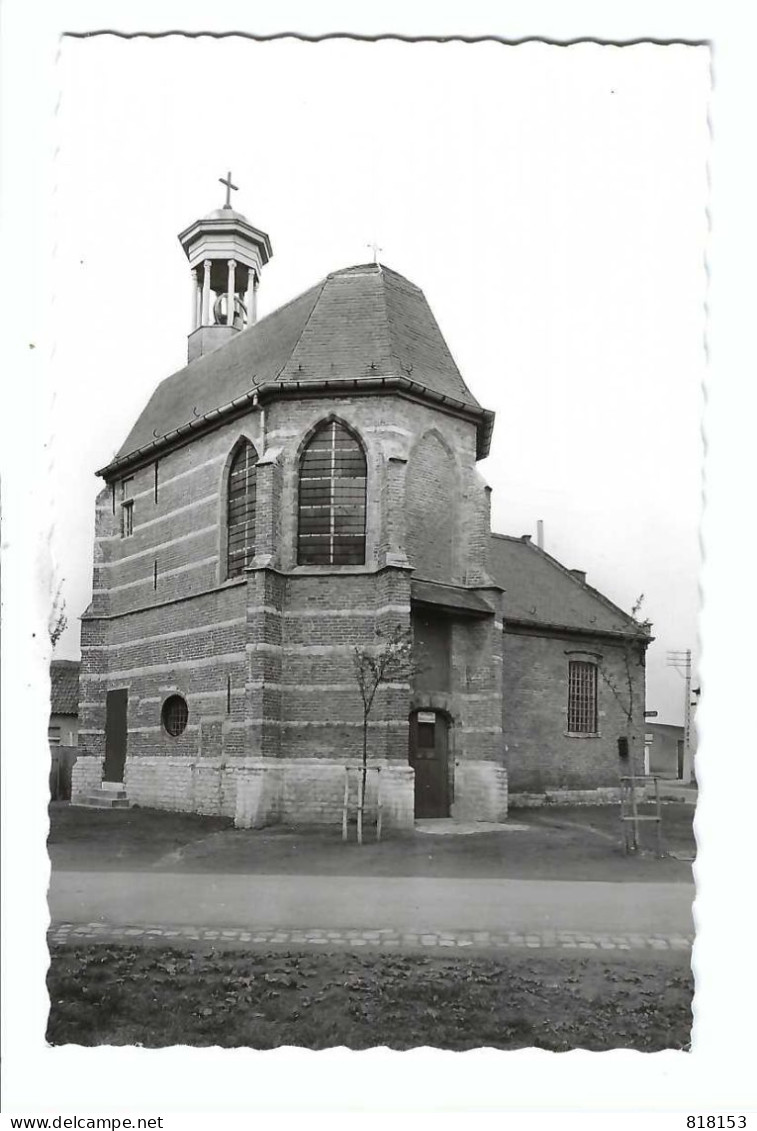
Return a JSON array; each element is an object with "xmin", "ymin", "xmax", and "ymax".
[{"xmin": 49, "ymin": 36, "xmax": 709, "ymax": 723}]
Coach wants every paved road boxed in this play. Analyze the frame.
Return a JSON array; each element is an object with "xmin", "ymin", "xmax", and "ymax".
[{"xmin": 50, "ymin": 871, "xmax": 694, "ymax": 936}]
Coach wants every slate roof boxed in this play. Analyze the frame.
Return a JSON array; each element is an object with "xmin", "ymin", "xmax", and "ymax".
[
  {"xmin": 109, "ymin": 264, "xmax": 493, "ymax": 473},
  {"xmin": 50, "ymin": 659, "xmax": 80, "ymax": 716},
  {"xmin": 489, "ymin": 534, "xmax": 649, "ymax": 639}
]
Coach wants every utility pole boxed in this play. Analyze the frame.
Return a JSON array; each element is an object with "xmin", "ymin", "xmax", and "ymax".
[{"xmin": 667, "ymin": 649, "xmax": 693, "ymax": 783}]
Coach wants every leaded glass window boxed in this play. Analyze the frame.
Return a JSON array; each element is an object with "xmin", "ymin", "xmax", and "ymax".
[
  {"xmin": 297, "ymin": 421, "xmax": 366, "ymax": 565},
  {"xmin": 227, "ymin": 441, "xmax": 258, "ymax": 578}
]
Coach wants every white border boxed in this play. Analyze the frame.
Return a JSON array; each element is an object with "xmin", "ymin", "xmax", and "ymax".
[{"xmin": 2, "ymin": 0, "xmax": 755, "ymax": 1119}]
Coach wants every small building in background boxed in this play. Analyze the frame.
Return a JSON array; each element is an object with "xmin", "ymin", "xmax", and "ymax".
[
  {"xmin": 49, "ymin": 659, "xmax": 80, "ymax": 800},
  {"xmin": 644, "ymin": 721, "xmax": 697, "ymax": 780}
]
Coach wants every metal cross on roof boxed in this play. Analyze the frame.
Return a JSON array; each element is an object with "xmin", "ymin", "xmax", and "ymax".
[
  {"xmin": 367, "ymin": 241, "xmax": 383, "ymax": 265},
  {"xmin": 219, "ymin": 170, "xmax": 239, "ymax": 209}
]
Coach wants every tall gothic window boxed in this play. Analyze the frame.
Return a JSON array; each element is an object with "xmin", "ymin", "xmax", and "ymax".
[
  {"xmin": 227, "ymin": 440, "xmax": 258, "ymax": 578},
  {"xmin": 298, "ymin": 420, "xmax": 367, "ymax": 565}
]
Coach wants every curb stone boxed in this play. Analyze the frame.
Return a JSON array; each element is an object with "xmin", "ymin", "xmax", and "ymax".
[{"xmin": 48, "ymin": 922, "xmax": 694, "ymax": 952}]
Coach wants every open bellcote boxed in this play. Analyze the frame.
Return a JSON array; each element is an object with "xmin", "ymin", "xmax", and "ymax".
[{"xmin": 178, "ymin": 173, "xmax": 273, "ymax": 363}]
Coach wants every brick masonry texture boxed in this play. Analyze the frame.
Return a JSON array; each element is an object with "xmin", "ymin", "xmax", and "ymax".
[
  {"xmin": 79, "ymin": 331, "xmax": 645, "ymax": 821},
  {"xmin": 508, "ymin": 787, "xmax": 628, "ymax": 808},
  {"xmin": 405, "ymin": 430, "xmax": 459, "ymax": 583},
  {"xmin": 79, "ymin": 392, "xmax": 504, "ymax": 823},
  {"xmin": 71, "ymin": 755, "xmax": 103, "ymax": 798},
  {"xmin": 235, "ymin": 760, "xmax": 415, "ymax": 829},
  {"xmin": 502, "ymin": 629, "xmax": 646, "ymax": 793},
  {"xmin": 452, "ymin": 762, "xmax": 508, "ymax": 822}
]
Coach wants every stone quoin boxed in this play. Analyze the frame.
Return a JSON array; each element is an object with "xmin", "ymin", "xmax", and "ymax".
[{"xmin": 73, "ymin": 185, "xmax": 650, "ymax": 825}]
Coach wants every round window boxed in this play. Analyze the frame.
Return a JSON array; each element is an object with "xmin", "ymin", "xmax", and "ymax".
[{"xmin": 162, "ymin": 694, "xmax": 189, "ymax": 737}]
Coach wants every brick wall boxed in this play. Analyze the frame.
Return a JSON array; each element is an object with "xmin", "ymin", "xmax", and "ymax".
[
  {"xmin": 124, "ymin": 755, "xmax": 247, "ymax": 815},
  {"xmin": 78, "ymin": 583, "xmax": 248, "ymax": 765},
  {"xmin": 502, "ymin": 628, "xmax": 646, "ymax": 793},
  {"xmin": 92, "ymin": 416, "xmax": 264, "ymax": 618},
  {"xmin": 405, "ymin": 430, "xmax": 459, "ymax": 583},
  {"xmin": 451, "ymin": 762, "xmax": 508, "ymax": 822},
  {"xmin": 278, "ymin": 760, "xmax": 413, "ymax": 829},
  {"xmin": 410, "ymin": 596, "xmax": 506, "ymax": 819},
  {"xmin": 413, "ymin": 613, "xmax": 451, "ymax": 692},
  {"xmin": 87, "ymin": 392, "xmax": 485, "ymax": 629},
  {"xmin": 120, "ymin": 755, "xmax": 416, "ymax": 830},
  {"xmin": 71, "ymin": 754, "xmax": 103, "ymax": 799},
  {"xmin": 79, "ymin": 387, "xmax": 497, "ymax": 822},
  {"xmin": 508, "ymin": 786, "xmax": 624, "ymax": 808}
]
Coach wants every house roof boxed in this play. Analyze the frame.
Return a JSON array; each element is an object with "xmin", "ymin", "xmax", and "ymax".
[
  {"xmin": 50, "ymin": 659, "xmax": 80, "ymax": 716},
  {"xmin": 107, "ymin": 263, "xmax": 493, "ymax": 474},
  {"xmin": 489, "ymin": 534, "xmax": 649, "ymax": 640}
]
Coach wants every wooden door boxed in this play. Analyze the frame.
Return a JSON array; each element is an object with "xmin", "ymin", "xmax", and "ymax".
[
  {"xmin": 104, "ymin": 688, "xmax": 128, "ymax": 783},
  {"xmin": 409, "ymin": 710, "xmax": 449, "ymax": 818}
]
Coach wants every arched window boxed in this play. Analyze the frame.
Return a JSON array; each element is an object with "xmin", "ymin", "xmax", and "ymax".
[
  {"xmin": 226, "ymin": 440, "xmax": 258, "ymax": 578},
  {"xmin": 298, "ymin": 420, "xmax": 367, "ymax": 565}
]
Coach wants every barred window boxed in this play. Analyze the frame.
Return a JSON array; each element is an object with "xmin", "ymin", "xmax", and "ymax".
[
  {"xmin": 567, "ymin": 660, "xmax": 598, "ymax": 733},
  {"xmin": 162, "ymin": 695, "xmax": 189, "ymax": 737},
  {"xmin": 227, "ymin": 440, "xmax": 258, "ymax": 578},
  {"xmin": 297, "ymin": 420, "xmax": 366, "ymax": 565}
]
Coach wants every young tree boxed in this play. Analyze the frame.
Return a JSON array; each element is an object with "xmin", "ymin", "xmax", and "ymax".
[
  {"xmin": 597, "ymin": 595, "xmax": 652, "ymax": 773},
  {"xmin": 48, "ymin": 579, "xmax": 68, "ymax": 649},
  {"xmin": 352, "ymin": 626, "xmax": 414, "ymax": 845},
  {"xmin": 597, "ymin": 595, "xmax": 652, "ymax": 851}
]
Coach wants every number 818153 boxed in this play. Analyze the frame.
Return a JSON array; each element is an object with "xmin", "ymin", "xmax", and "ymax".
[{"xmin": 687, "ymin": 1118, "xmax": 747, "ymax": 1128}]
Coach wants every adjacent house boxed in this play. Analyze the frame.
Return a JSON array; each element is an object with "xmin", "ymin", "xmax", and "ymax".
[
  {"xmin": 644, "ymin": 721, "xmax": 696, "ymax": 780},
  {"xmin": 49, "ymin": 659, "xmax": 80, "ymax": 800}
]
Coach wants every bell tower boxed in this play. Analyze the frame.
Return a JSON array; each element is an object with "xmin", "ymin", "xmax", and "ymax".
[{"xmin": 178, "ymin": 172, "xmax": 273, "ymax": 362}]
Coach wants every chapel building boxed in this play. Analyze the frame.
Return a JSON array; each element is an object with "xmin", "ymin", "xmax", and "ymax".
[{"xmin": 73, "ymin": 194, "xmax": 650, "ymax": 826}]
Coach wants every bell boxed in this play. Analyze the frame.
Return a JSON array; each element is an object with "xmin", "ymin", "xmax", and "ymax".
[
  {"xmin": 213, "ymin": 293, "xmax": 248, "ymax": 329},
  {"xmin": 213, "ymin": 293, "xmax": 228, "ymax": 326}
]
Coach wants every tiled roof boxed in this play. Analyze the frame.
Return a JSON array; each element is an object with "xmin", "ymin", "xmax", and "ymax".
[
  {"xmin": 489, "ymin": 534, "xmax": 648, "ymax": 639},
  {"xmin": 112, "ymin": 264, "xmax": 491, "ymax": 468},
  {"xmin": 50, "ymin": 659, "xmax": 80, "ymax": 716}
]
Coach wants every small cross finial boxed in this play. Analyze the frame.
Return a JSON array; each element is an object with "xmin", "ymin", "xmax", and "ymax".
[
  {"xmin": 219, "ymin": 170, "xmax": 239, "ymax": 209},
  {"xmin": 367, "ymin": 241, "xmax": 383, "ymax": 265}
]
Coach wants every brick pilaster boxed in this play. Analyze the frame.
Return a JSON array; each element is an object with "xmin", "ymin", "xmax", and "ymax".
[{"xmin": 245, "ymin": 566, "xmax": 285, "ymax": 757}]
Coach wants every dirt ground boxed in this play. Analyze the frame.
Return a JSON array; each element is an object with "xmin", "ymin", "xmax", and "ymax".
[
  {"xmin": 48, "ymin": 802, "xmax": 695, "ymax": 882},
  {"xmin": 46, "ymin": 944, "xmax": 693, "ymax": 1051}
]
